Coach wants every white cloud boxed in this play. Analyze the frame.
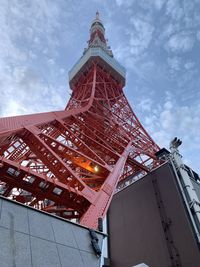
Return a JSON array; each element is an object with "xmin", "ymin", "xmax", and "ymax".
[
  {"xmin": 154, "ymin": 0, "xmax": 166, "ymax": 10},
  {"xmin": 167, "ymin": 57, "xmax": 181, "ymax": 71},
  {"xmin": 138, "ymin": 98, "xmax": 153, "ymax": 112},
  {"xmin": 160, "ymin": 109, "xmax": 176, "ymax": 130},
  {"xmin": 184, "ymin": 62, "xmax": 195, "ymax": 70},
  {"xmin": 115, "ymin": 0, "xmax": 165, "ymax": 11},
  {"xmin": 166, "ymin": 33, "xmax": 194, "ymax": 53},
  {"xmin": 0, "ymin": 0, "xmax": 67, "ymax": 117},
  {"xmin": 141, "ymin": 93, "xmax": 200, "ymax": 172},
  {"xmin": 163, "ymin": 100, "xmax": 173, "ymax": 110},
  {"xmin": 129, "ymin": 15, "xmax": 154, "ymax": 56},
  {"xmin": 166, "ymin": 0, "xmax": 184, "ymax": 21},
  {"xmin": 115, "ymin": 0, "xmax": 135, "ymax": 7}
]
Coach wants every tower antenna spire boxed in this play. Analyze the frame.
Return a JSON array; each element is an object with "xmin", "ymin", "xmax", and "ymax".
[{"xmin": 96, "ymin": 10, "xmax": 99, "ymax": 20}]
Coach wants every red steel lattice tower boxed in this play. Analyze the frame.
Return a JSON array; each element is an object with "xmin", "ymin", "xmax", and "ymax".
[{"xmin": 0, "ymin": 12, "xmax": 160, "ymax": 229}]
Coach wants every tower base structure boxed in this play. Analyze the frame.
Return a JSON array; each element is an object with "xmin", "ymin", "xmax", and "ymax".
[{"xmin": 108, "ymin": 162, "xmax": 200, "ymax": 267}]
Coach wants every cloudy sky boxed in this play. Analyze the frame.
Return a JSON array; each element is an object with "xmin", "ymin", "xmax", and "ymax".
[{"xmin": 0, "ymin": 0, "xmax": 200, "ymax": 173}]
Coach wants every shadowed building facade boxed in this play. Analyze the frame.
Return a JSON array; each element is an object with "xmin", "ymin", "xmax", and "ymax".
[{"xmin": 109, "ymin": 162, "xmax": 200, "ymax": 267}]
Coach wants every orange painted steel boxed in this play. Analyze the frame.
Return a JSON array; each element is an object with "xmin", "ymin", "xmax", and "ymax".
[{"xmin": 0, "ymin": 13, "xmax": 160, "ymax": 229}]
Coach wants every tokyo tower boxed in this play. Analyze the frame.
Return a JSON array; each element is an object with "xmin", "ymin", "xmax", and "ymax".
[{"xmin": 0, "ymin": 12, "xmax": 160, "ymax": 229}]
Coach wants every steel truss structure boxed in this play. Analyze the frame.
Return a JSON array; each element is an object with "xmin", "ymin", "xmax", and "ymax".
[{"xmin": 0, "ymin": 12, "xmax": 160, "ymax": 228}]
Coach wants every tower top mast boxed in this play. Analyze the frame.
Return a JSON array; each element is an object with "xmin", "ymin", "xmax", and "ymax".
[
  {"xmin": 87, "ymin": 11, "xmax": 113, "ymax": 57},
  {"xmin": 96, "ymin": 10, "xmax": 100, "ymax": 20},
  {"xmin": 69, "ymin": 12, "xmax": 125, "ymax": 88}
]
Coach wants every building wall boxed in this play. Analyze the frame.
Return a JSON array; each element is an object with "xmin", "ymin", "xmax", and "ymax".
[
  {"xmin": 0, "ymin": 197, "xmax": 104, "ymax": 267},
  {"xmin": 108, "ymin": 163, "xmax": 200, "ymax": 267}
]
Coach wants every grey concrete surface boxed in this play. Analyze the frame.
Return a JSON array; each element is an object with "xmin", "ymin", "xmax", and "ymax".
[{"xmin": 0, "ymin": 197, "xmax": 104, "ymax": 267}]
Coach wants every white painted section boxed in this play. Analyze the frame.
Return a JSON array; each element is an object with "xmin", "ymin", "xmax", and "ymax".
[
  {"xmin": 132, "ymin": 264, "xmax": 149, "ymax": 267},
  {"xmin": 69, "ymin": 47, "xmax": 126, "ymax": 82}
]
